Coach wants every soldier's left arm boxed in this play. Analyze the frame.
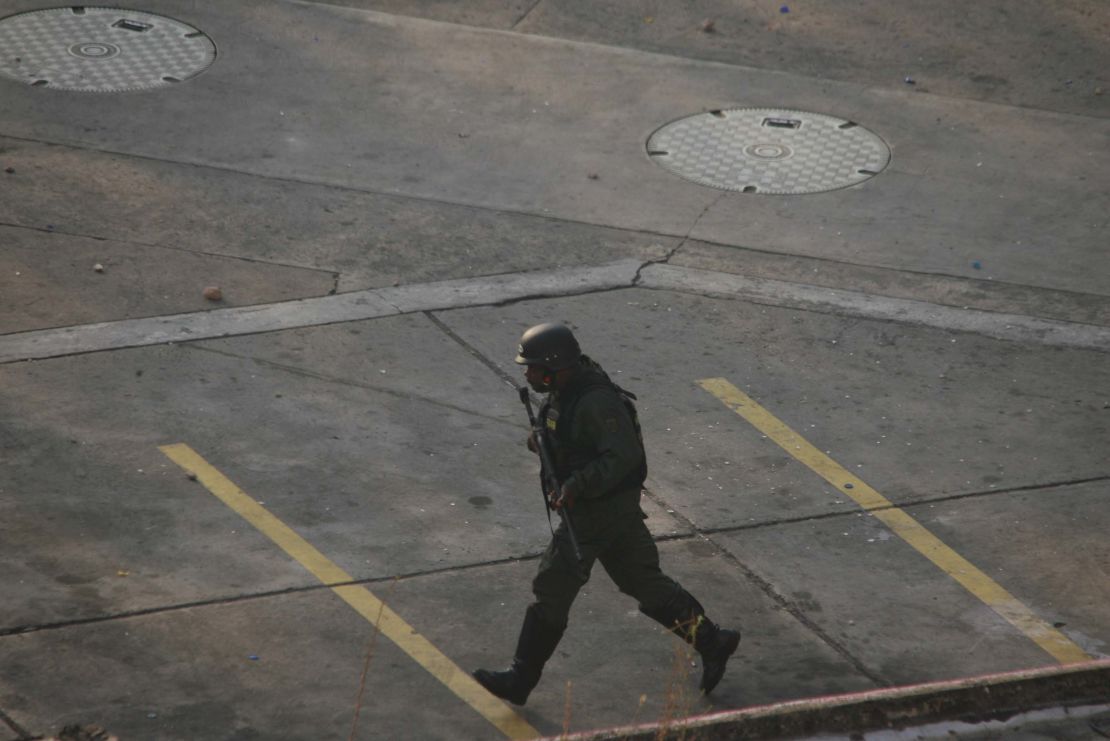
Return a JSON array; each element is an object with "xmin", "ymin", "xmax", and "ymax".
[{"xmin": 562, "ymin": 389, "xmax": 643, "ymax": 501}]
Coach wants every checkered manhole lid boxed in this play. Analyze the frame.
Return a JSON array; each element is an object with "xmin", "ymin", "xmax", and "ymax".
[
  {"xmin": 0, "ymin": 7, "xmax": 215, "ymax": 92},
  {"xmin": 647, "ymin": 108, "xmax": 890, "ymax": 194}
]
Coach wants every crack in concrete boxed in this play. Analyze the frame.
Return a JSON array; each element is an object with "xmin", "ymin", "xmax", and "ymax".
[
  {"xmin": 634, "ymin": 191, "xmax": 726, "ymax": 286},
  {"xmin": 482, "ymin": 283, "xmax": 634, "ymax": 311}
]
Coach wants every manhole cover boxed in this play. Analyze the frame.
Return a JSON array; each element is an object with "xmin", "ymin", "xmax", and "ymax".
[
  {"xmin": 647, "ymin": 108, "xmax": 890, "ymax": 194},
  {"xmin": 0, "ymin": 7, "xmax": 216, "ymax": 92}
]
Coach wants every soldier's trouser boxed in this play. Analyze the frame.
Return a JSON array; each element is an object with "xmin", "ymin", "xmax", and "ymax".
[{"xmin": 530, "ymin": 507, "xmax": 694, "ymax": 633}]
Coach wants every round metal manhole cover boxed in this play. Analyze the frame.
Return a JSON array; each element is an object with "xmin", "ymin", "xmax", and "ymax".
[
  {"xmin": 0, "ymin": 7, "xmax": 216, "ymax": 92},
  {"xmin": 647, "ymin": 108, "xmax": 890, "ymax": 194}
]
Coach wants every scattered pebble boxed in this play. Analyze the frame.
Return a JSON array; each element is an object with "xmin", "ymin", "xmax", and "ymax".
[
  {"xmin": 4, "ymin": 166, "xmax": 13, "ymax": 174},
  {"xmin": 587, "ymin": 172, "xmax": 599, "ymax": 180},
  {"xmin": 94, "ymin": 263, "xmax": 104, "ymax": 273},
  {"xmin": 202, "ymin": 286, "xmax": 223, "ymax": 301},
  {"xmin": 904, "ymin": 76, "xmax": 916, "ymax": 85},
  {"xmin": 701, "ymin": 19, "xmax": 716, "ymax": 33}
]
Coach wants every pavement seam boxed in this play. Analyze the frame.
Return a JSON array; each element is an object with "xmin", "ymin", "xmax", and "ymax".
[
  {"xmin": 0, "ymin": 708, "xmax": 29, "ymax": 740},
  {"xmin": 8, "ymin": 474, "xmax": 1098, "ymax": 639},
  {"xmin": 510, "ymin": 0, "xmax": 543, "ymax": 30},
  {"xmin": 697, "ymin": 473, "xmax": 1110, "ymax": 537},
  {"xmin": 0, "ymin": 260, "xmax": 639, "ymax": 363},
  {"xmin": 423, "ymin": 312, "xmax": 520, "ymax": 390},
  {"xmin": 0, "ymin": 555, "xmax": 543, "ymax": 639},
  {"xmin": 6, "ymin": 259, "xmax": 1109, "ymax": 366},
  {"xmin": 182, "ymin": 343, "xmax": 523, "ymax": 429},
  {"xmin": 891, "ymin": 474, "xmax": 1110, "ymax": 511},
  {"xmin": 639, "ymin": 264, "xmax": 1110, "ymax": 352},
  {"xmin": 0, "ymin": 132, "xmax": 692, "ymax": 258},
  {"xmin": 0, "ymin": 520, "xmax": 886, "ymax": 696}
]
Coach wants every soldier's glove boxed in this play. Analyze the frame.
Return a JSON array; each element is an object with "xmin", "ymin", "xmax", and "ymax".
[
  {"xmin": 550, "ymin": 482, "xmax": 576, "ymax": 511},
  {"xmin": 526, "ymin": 432, "xmax": 539, "ymax": 455}
]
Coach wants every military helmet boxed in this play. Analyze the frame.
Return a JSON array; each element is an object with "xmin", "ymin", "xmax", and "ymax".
[{"xmin": 515, "ymin": 323, "xmax": 581, "ymax": 370}]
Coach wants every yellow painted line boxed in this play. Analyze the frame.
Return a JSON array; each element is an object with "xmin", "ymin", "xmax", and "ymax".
[
  {"xmin": 158, "ymin": 443, "xmax": 538, "ymax": 740},
  {"xmin": 697, "ymin": 378, "xmax": 1091, "ymax": 665}
]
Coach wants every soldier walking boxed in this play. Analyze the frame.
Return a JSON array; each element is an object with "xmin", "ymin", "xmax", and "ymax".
[{"xmin": 473, "ymin": 323, "xmax": 741, "ymax": 705}]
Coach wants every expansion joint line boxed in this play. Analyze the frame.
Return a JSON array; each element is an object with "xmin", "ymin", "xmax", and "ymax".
[
  {"xmin": 638, "ymin": 486, "xmax": 889, "ymax": 688},
  {"xmin": 182, "ymin": 344, "xmax": 519, "ymax": 429},
  {"xmin": 424, "ymin": 312, "xmax": 520, "ymax": 390},
  {"xmin": 0, "ymin": 554, "xmax": 544, "ymax": 639},
  {"xmin": 510, "ymin": 0, "xmax": 543, "ymax": 30},
  {"xmin": 0, "ymin": 706, "xmax": 30, "ymax": 739}
]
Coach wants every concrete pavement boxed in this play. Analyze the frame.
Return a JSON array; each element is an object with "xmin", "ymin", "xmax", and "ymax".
[{"xmin": 1, "ymin": 1, "xmax": 1107, "ymax": 739}]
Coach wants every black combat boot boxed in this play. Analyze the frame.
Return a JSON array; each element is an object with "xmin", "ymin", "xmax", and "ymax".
[
  {"xmin": 641, "ymin": 588, "xmax": 741, "ymax": 694},
  {"xmin": 473, "ymin": 605, "xmax": 564, "ymax": 706},
  {"xmin": 692, "ymin": 619, "xmax": 741, "ymax": 694}
]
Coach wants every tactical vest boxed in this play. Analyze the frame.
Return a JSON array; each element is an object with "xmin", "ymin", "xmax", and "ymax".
[{"xmin": 541, "ymin": 362, "xmax": 648, "ymax": 496}]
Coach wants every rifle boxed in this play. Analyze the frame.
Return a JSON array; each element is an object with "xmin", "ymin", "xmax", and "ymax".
[{"xmin": 518, "ymin": 385, "xmax": 583, "ymax": 563}]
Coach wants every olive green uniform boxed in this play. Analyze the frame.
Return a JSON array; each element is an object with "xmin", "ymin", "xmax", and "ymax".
[
  {"xmin": 530, "ymin": 357, "xmax": 693, "ymax": 632},
  {"xmin": 473, "ymin": 340, "xmax": 739, "ymax": 706}
]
